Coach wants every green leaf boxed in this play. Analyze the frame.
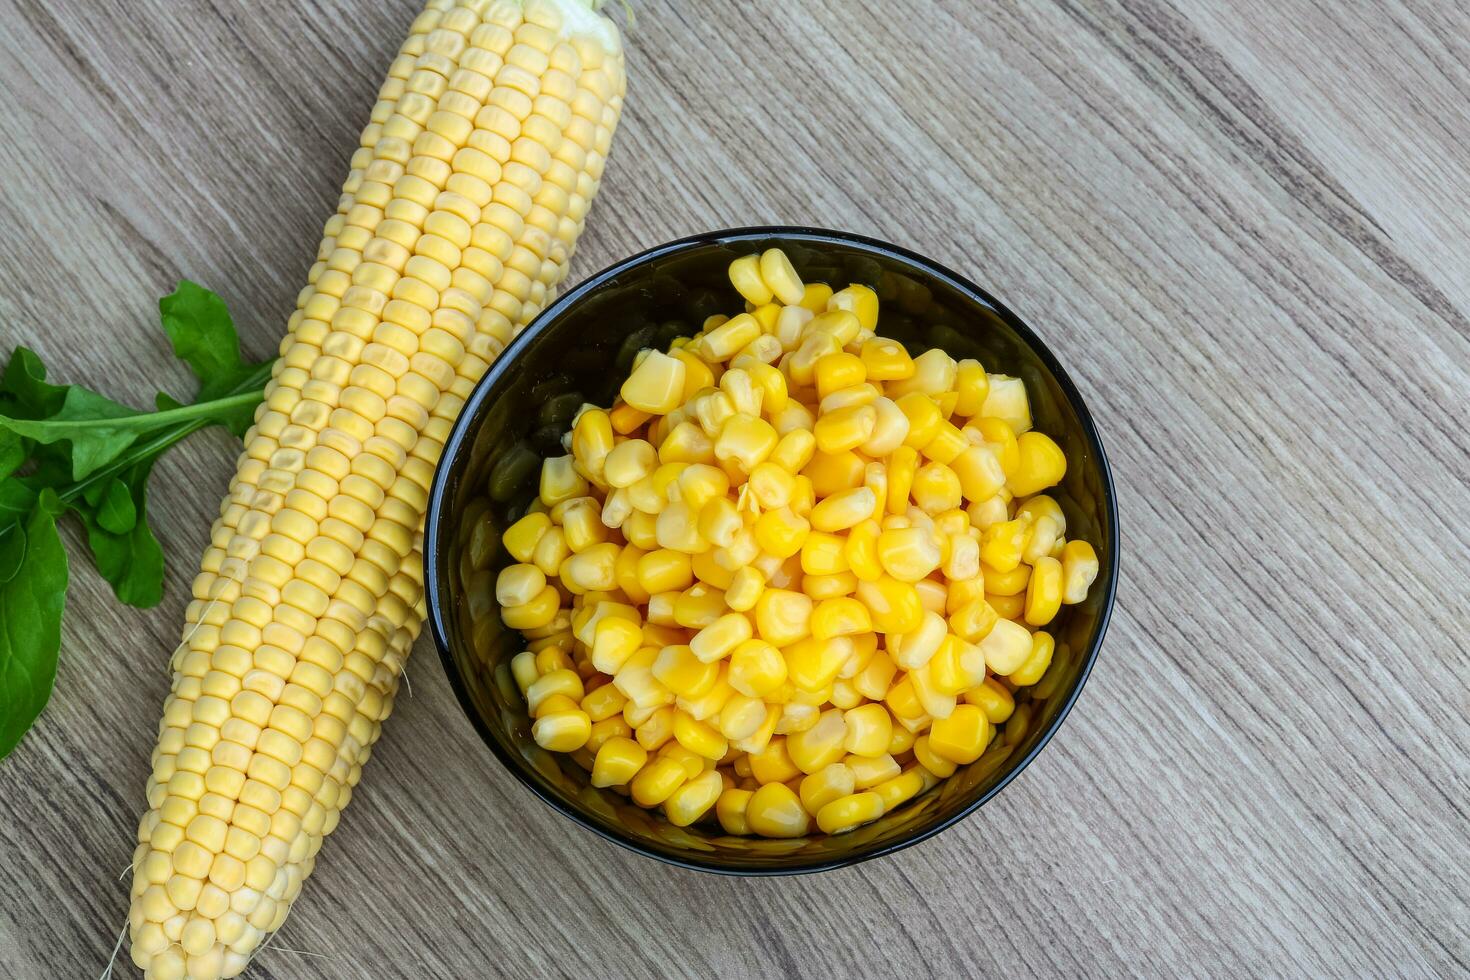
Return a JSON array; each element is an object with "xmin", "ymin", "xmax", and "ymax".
[
  {"xmin": 0, "ymin": 478, "xmax": 37, "ymax": 527},
  {"xmin": 0, "ymin": 430, "xmax": 22, "ymax": 481},
  {"xmin": 78, "ymin": 458, "xmax": 163, "ymax": 608},
  {"xmin": 159, "ymin": 281, "xmax": 263, "ymax": 436},
  {"xmin": 95, "ymin": 478, "xmax": 136, "ymax": 533},
  {"xmin": 1, "ymin": 347, "xmax": 67, "ymax": 416},
  {"xmin": 0, "ymin": 523, "xmax": 22, "ymax": 583},
  {"xmin": 0, "ymin": 490, "xmax": 68, "ymax": 760}
]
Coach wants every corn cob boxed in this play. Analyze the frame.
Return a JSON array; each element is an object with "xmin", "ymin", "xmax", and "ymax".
[{"xmin": 125, "ymin": 2, "xmax": 624, "ymax": 977}]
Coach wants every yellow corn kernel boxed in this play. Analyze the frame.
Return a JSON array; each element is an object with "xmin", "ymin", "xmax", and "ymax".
[
  {"xmin": 745, "ymin": 782, "xmax": 811, "ymax": 838},
  {"xmin": 635, "ymin": 548, "xmax": 693, "ymax": 595},
  {"xmin": 613, "ymin": 647, "xmax": 675, "ymax": 709},
  {"xmin": 664, "ymin": 769, "xmax": 723, "ymax": 827},
  {"xmin": 794, "ymin": 282, "xmax": 832, "ymax": 313},
  {"xmin": 845, "ymin": 752, "xmax": 901, "ymax": 790},
  {"xmin": 572, "ymin": 408, "xmax": 615, "ymax": 480},
  {"xmin": 880, "ymin": 449, "xmax": 913, "ymax": 518},
  {"xmin": 802, "ymin": 449, "xmax": 865, "ymax": 498},
  {"xmin": 806, "ymin": 309, "xmax": 861, "ymax": 348},
  {"xmin": 1016, "ymin": 494, "xmax": 1066, "ymax": 535},
  {"xmin": 717, "ymin": 787, "xmax": 755, "ymax": 834},
  {"xmin": 719, "ymin": 566, "xmax": 763, "ymax": 614},
  {"xmin": 659, "ymin": 742, "xmax": 708, "ymax": 781},
  {"xmin": 659, "ymin": 422, "xmax": 715, "ymax": 465},
  {"xmin": 813, "ymin": 404, "xmax": 878, "ymax": 456},
  {"xmin": 534, "ymin": 694, "xmax": 581, "ymax": 720},
  {"xmin": 651, "ymin": 500, "xmax": 703, "ymax": 554},
  {"xmin": 633, "ymin": 706, "xmax": 677, "ymax": 750},
  {"xmin": 915, "ymin": 578, "xmax": 948, "ymax": 617},
  {"xmin": 980, "ymin": 519, "xmax": 1029, "ymax": 573},
  {"xmin": 799, "ymin": 763, "xmax": 856, "ymax": 814},
  {"xmin": 630, "ymin": 756, "xmax": 688, "ymax": 807},
  {"xmin": 887, "ymin": 721, "xmax": 917, "ymax": 755},
  {"xmin": 590, "ymin": 737, "xmax": 648, "ymax": 788},
  {"xmin": 785, "ymin": 636, "xmax": 853, "ymax": 692},
  {"xmin": 767, "ymin": 426, "xmax": 815, "ymax": 474},
  {"xmin": 532, "ymin": 710, "xmax": 591, "ymax": 752},
  {"xmin": 964, "ymin": 676, "xmax": 1015, "ymax": 723},
  {"xmin": 1009, "ymin": 431, "xmax": 1066, "ymax": 497},
  {"xmin": 857, "ymin": 336, "xmax": 910, "ymax": 380},
  {"xmin": 753, "ymin": 507, "xmax": 810, "ymax": 559},
  {"xmin": 581, "ymin": 684, "xmax": 629, "ymax": 724},
  {"xmin": 503, "ymin": 511, "xmax": 552, "ymax": 563},
  {"xmin": 678, "ymin": 672, "xmax": 734, "ymax": 721},
  {"xmin": 752, "ymin": 249, "xmax": 803, "ymax": 305},
  {"xmin": 1009, "ymin": 630, "xmax": 1055, "ymax": 686},
  {"xmin": 1024, "ymin": 555, "xmax": 1063, "ymax": 625},
  {"xmin": 952, "ymin": 359, "xmax": 990, "ymax": 417},
  {"xmin": 844, "ymin": 519, "xmax": 883, "ymax": 582},
  {"xmin": 804, "ymin": 487, "xmax": 870, "ymax": 534},
  {"xmin": 747, "ymin": 360, "xmax": 789, "ymax": 414},
  {"xmin": 911, "ymin": 462, "xmax": 962, "ymax": 514},
  {"xmin": 591, "ymin": 617, "xmax": 643, "ymax": 674},
  {"xmin": 747, "ymin": 303, "xmax": 781, "ymax": 337},
  {"xmin": 526, "ymin": 668, "xmax": 585, "ymax": 715},
  {"xmin": 673, "ymin": 350, "xmax": 718, "ymax": 404},
  {"xmin": 980, "ymin": 374, "xmax": 1031, "ymax": 433},
  {"xmin": 673, "ymin": 711, "xmax": 728, "ymax": 760},
  {"xmin": 1019, "ymin": 513, "xmax": 1060, "ymax": 565},
  {"xmin": 748, "ymin": 737, "xmax": 801, "ymax": 785},
  {"xmin": 511, "ymin": 651, "xmax": 540, "ymax": 696},
  {"xmin": 560, "ymin": 541, "xmax": 619, "ymax": 593},
  {"xmin": 889, "ymin": 610, "xmax": 947, "ymax": 670},
  {"xmin": 676, "ymin": 464, "xmax": 730, "ymax": 512},
  {"xmin": 532, "ymin": 525, "xmax": 571, "ymax": 577},
  {"xmin": 814, "ymin": 352, "xmax": 867, "ymax": 399},
  {"xmin": 603, "ymin": 439, "xmax": 657, "ymax": 489},
  {"xmin": 728, "ymin": 253, "xmax": 773, "ymax": 306},
  {"xmin": 501, "ymin": 585, "xmax": 561, "ymax": 630},
  {"xmin": 690, "ymin": 550, "xmax": 734, "ymax": 592},
  {"xmin": 873, "ymin": 767, "xmax": 929, "ymax": 810},
  {"xmin": 785, "ymin": 708, "xmax": 848, "ymax": 774},
  {"xmin": 928, "ymin": 704, "xmax": 989, "ymax": 764},
  {"xmin": 876, "ymin": 526, "xmax": 942, "ymax": 583},
  {"xmin": 852, "ymin": 645, "xmax": 897, "ymax": 699},
  {"xmin": 966, "ymin": 493, "xmax": 1010, "ymax": 531},
  {"xmin": 1061, "ymin": 540, "xmax": 1099, "ymax": 604},
  {"xmin": 697, "ymin": 496, "xmax": 741, "ymax": 549},
  {"xmin": 621, "ymin": 350, "xmax": 687, "ymax": 415},
  {"xmin": 496, "ymin": 563, "xmax": 547, "ymax": 608},
  {"xmin": 913, "ymin": 734, "xmax": 957, "ymax": 777},
  {"xmin": 978, "ymin": 618, "xmax": 1032, "ymax": 675},
  {"xmin": 728, "ymin": 639, "xmax": 787, "ymax": 697},
  {"xmin": 928, "ymin": 635, "xmax": 987, "ymax": 695},
  {"xmin": 535, "ymin": 646, "xmax": 575, "ymax": 676},
  {"xmin": 652, "ymin": 645, "xmax": 720, "ymax": 699},
  {"xmin": 559, "ymin": 498, "xmax": 607, "ymax": 552},
  {"xmin": 610, "ymin": 401, "xmax": 652, "ymax": 436},
  {"xmin": 918, "ymin": 421, "xmax": 966, "ymax": 466},
  {"xmin": 701, "ymin": 313, "xmax": 762, "ymax": 362},
  {"xmin": 539, "ymin": 455, "xmax": 589, "ymax": 507},
  {"xmin": 690, "ymin": 613, "xmax": 753, "ymax": 663},
  {"xmin": 951, "ymin": 445, "xmax": 1006, "ymax": 502},
  {"xmin": 982, "ymin": 561, "xmax": 1031, "ymax": 596},
  {"xmin": 714, "ymin": 413, "xmax": 778, "ymax": 473},
  {"xmin": 855, "ymin": 397, "xmax": 907, "ymax": 459},
  {"xmin": 816, "ymin": 791, "xmax": 884, "ymax": 834},
  {"xmin": 747, "ymin": 461, "xmax": 796, "ymax": 509},
  {"xmin": 882, "ymin": 346, "xmax": 952, "ymax": 397},
  {"xmin": 856, "ymin": 575, "xmax": 924, "ymax": 635},
  {"xmin": 827, "ymin": 283, "xmax": 878, "ymax": 330},
  {"xmin": 895, "ymin": 393, "xmax": 943, "ymax": 451},
  {"xmin": 988, "ymin": 590, "xmax": 1025, "ymax": 620},
  {"xmin": 801, "ymin": 572, "xmax": 854, "ymax": 602},
  {"xmin": 796, "ymin": 531, "xmax": 846, "ymax": 577},
  {"xmin": 717, "ymin": 694, "xmax": 769, "ymax": 741},
  {"xmin": 810, "ymin": 597, "xmax": 871, "ymax": 641},
  {"xmin": 841, "ymin": 704, "xmax": 893, "ymax": 758},
  {"xmin": 750, "ymin": 587, "xmax": 812, "ymax": 647},
  {"xmin": 673, "ymin": 583, "xmax": 727, "ymax": 629}
]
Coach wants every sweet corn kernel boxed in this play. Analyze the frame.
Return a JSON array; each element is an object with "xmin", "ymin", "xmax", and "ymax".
[
  {"xmin": 630, "ymin": 756, "xmax": 688, "ymax": 807},
  {"xmin": 728, "ymin": 639, "xmax": 787, "ymax": 697},
  {"xmin": 816, "ymin": 792, "xmax": 884, "ymax": 834},
  {"xmin": 501, "ymin": 585, "xmax": 561, "ymax": 630},
  {"xmin": 503, "ymin": 512, "xmax": 552, "ymax": 563},
  {"xmin": 690, "ymin": 613, "xmax": 753, "ymax": 663},
  {"xmin": 496, "ymin": 563, "xmax": 547, "ymax": 608},
  {"xmin": 913, "ymin": 734, "xmax": 957, "ymax": 778},
  {"xmin": 785, "ymin": 709, "xmax": 848, "ymax": 774},
  {"xmin": 911, "ymin": 462, "xmax": 962, "ymax": 514},
  {"xmin": 1061, "ymin": 540, "xmax": 1098, "ymax": 604},
  {"xmin": 754, "ymin": 507, "xmax": 810, "ymax": 559},
  {"xmin": 799, "ymin": 763, "xmax": 856, "ymax": 814},
  {"xmin": 717, "ymin": 788, "xmax": 754, "ymax": 835},
  {"xmin": 1025, "ymin": 556, "xmax": 1063, "ymax": 625},
  {"xmin": 810, "ymin": 597, "xmax": 871, "ymax": 641},
  {"xmin": 952, "ymin": 359, "xmax": 990, "ymax": 416},
  {"xmin": 728, "ymin": 253, "xmax": 773, "ymax": 306},
  {"xmin": 748, "ymin": 738, "xmax": 801, "ymax": 785},
  {"xmin": 928, "ymin": 636, "xmax": 987, "ymax": 695},
  {"xmin": 841, "ymin": 704, "xmax": 893, "ymax": 757},
  {"xmin": 665, "ymin": 769, "xmax": 723, "ymax": 826},
  {"xmin": 539, "ymin": 455, "xmax": 588, "ymax": 507},
  {"xmin": 532, "ymin": 710, "xmax": 591, "ymax": 752},
  {"xmin": 877, "ymin": 526, "xmax": 942, "ymax": 583},
  {"xmin": 980, "ymin": 519, "xmax": 1029, "ymax": 573},
  {"xmin": 674, "ymin": 583, "xmax": 727, "ymax": 629},
  {"xmin": 982, "ymin": 561, "xmax": 1031, "ymax": 596},
  {"xmin": 636, "ymin": 549, "xmax": 693, "ymax": 595},
  {"xmin": 1010, "ymin": 431, "xmax": 1067, "ymax": 497},
  {"xmin": 652, "ymin": 645, "xmax": 720, "ymax": 698},
  {"xmin": 928, "ymin": 704, "xmax": 989, "ymax": 764},
  {"xmin": 747, "ymin": 462, "xmax": 796, "ymax": 509},
  {"xmin": 856, "ymin": 575, "xmax": 924, "ymax": 635},
  {"xmin": 978, "ymin": 618, "xmax": 1032, "ymax": 676},
  {"xmin": 803, "ymin": 450, "xmax": 865, "ymax": 497},
  {"xmin": 590, "ymin": 737, "xmax": 647, "ymax": 788},
  {"xmin": 964, "ymin": 676, "xmax": 1015, "ymax": 723},
  {"xmin": 745, "ymin": 782, "xmax": 810, "ymax": 838},
  {"xmin": 1009, "ymin": 631, "xmax": 1055, "ymax": 686},
  {"xmin": 785, "ymin": 636, "xmax": 853, "ymax": 692},
  {"xmin": 673, "ymin": 712, "xmax": 728, "ymax": 760},
  {"xmin": 889, "ymin": 610, "xmax": 947, "ymax": 669},
  {"xmin": 591, "ymin": 617, "xmax": 642, "ymax": 674},
  {"xmin": 980, "ymin": 374, "xmax": 1031, "ymax": 433},
  {"xmin": 621, "ymin": 351, "xmax": 687, "ymax": 415},
  {"xmin": 873, "ymin": 767, "xmax": 928, "ymax": 810},
  {"xmin": 988, "ymin": 590, "xmax": 1025, "ymax": 620}
]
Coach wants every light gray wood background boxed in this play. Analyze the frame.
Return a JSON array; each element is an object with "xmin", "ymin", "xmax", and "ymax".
[{"xmin": 1, "ymin": 0, "xmax": 1466, "ymax": 976}]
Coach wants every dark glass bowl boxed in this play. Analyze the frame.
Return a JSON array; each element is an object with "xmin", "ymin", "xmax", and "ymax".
[{"xmin": 424, "ymin": 227, "xmax": 1118, "ymax": 875}]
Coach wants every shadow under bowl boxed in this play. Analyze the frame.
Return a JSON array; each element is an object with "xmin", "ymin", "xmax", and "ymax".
[{"xmin": 425, "ymin": 226, "xmax": 1118, "ymax": 875}]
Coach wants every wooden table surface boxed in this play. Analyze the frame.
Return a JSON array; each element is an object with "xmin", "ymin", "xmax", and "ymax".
[{"xmin": 2, "ymin": 0, "xmax": 1466, "ymax": 976}]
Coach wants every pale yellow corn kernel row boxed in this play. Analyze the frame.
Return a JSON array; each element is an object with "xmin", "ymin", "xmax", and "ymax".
[
  {"xmin": 498, "ymin": 246, "xmax": 1097, "ymax": 840},
  {"xmin": 129, "ymin": 3, "xmax": 624, "ymax": 978}
]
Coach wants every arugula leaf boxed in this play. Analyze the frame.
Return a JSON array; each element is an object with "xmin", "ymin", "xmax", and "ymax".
[
  {"xmin": 159, "ymin": 280, "xmax": 264, "ymax": 436},
  {"xmin": 94, "ymin": 478, "xmax": 137, "ymax": 534},
  {"xmin": 78, "ymin": 459, "xmax": 163, "ymax": 608},
  {"xmin": 0, "ymin": 490, "xmax": 68, "ymax": 759}
]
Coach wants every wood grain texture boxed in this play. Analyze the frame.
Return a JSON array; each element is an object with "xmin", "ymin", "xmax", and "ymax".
[{"xmin": 1, "ymin": 0, "xmax": 1466, "ymax": 976}]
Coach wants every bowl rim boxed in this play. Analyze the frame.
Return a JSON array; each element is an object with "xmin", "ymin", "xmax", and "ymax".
[{"xmin": 425, "ymin": 225, "xmax": 1120, "ymax": 876}]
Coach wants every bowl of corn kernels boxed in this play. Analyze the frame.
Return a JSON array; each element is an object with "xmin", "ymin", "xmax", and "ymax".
[{"xmin": 425, "ymin": 227, "xmax": 1117, "ymax": 873}]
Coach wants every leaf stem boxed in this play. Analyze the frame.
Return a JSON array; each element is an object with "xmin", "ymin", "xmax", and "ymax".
[{"xmin": 58, "ymin": 359, "xmax": 275, "ymax": 504}]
